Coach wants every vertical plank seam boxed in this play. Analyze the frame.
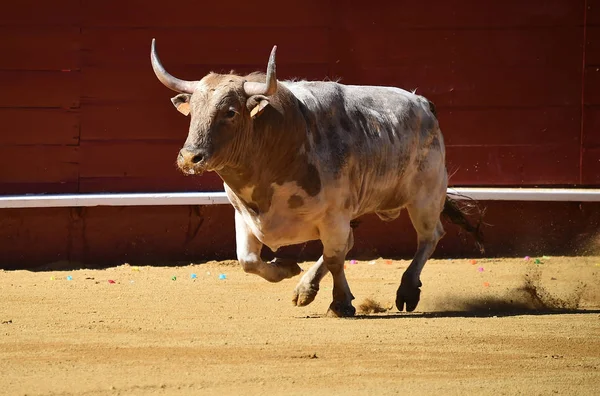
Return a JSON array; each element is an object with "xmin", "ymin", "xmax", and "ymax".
[
  {"xmin": 78, "ymin": 0, "xmax": 83, "ymax": 194},
  {"xmin": 580, "ymin": 0, "xmax": 588, "ymax": 184}
]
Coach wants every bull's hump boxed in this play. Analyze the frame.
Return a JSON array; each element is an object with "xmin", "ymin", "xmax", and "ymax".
[
  {"xmin": 282, "ymin": 81, "xmax": 341, "ymax": 107},
  {"xmin": 283, "ymin": 81, "xmax": 418, "ymax": 105}
]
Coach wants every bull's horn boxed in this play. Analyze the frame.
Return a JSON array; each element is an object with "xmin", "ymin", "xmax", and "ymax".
[
  {"xmin": 243, "ymin": 45, "xmax": 278, "ymax": 96},
  {"xmin": 150, "ymin": 38, "xmax": 195, "ymax": 94}
]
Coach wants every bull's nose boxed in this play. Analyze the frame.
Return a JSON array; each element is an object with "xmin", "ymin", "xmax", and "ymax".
[{"xmin": 178, "ymin": 148, "xmax": 205, "ymax": 164}]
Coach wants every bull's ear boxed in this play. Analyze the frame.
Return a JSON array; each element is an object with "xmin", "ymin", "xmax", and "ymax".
[
  {"xmin": 246, "ymin": 95, "xmax": 270, "ymax": 119},
  {"xmin": 171, "ymin": 94, "xmax": 191, "ymax": 116}
]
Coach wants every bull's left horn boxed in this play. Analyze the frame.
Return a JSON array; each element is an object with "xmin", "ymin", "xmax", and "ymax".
[
  {"xmin": 243, "ymin": 45, "xmax": 278, "ymax": 96},
  {"xmin": 150, "ymin": 38, "xmax": 195, "ymax": 94}
]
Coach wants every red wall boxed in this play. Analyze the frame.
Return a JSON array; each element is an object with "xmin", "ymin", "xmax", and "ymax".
[
  {"xmin": 0, "ymin": 1, "xmax": 598, "ymax": 267},
  {"xmin": 1, "ymin": 0, "xmax": 597, "ymax": 193}
]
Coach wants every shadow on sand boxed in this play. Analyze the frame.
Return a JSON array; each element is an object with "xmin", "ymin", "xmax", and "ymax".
[
  {"xmin": 353, "ymin": 308, "xmax": 600, "ymax": 319},
  {"xmin": 300, "ymin": 307, "xmax": 600, "ymax": 320}
]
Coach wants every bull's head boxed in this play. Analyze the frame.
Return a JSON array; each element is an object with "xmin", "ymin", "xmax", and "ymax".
[{"xmin": 150, "ymin": 39, "xmax": 278, "ymax": 175}]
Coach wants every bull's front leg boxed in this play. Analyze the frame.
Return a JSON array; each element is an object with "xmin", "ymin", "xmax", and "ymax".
[
  {"xmin": 234, "ymin": 210, "xmax": 302, "ymax": 282},
  {"xmin": 320, "ymin": 218, "xmax": 356, "ymax": 317},
  {"xmin": 292, "ymin": 256, "xmax": 330, "ymax": 307}
]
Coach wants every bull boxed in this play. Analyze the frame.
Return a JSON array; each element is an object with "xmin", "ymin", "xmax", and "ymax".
[{"xmin": 150, "ymin": 40, "xmax": 481, "ymax": 317}]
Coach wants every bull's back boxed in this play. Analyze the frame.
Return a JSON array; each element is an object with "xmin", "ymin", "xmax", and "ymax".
[{"xmin": 284, "ymin": 80, "xmax": 445, "ymax": 217}]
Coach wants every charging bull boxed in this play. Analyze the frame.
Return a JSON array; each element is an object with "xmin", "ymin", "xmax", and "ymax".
[{"xmin": 150, "ymin": 39, "xmax": 481, "ymax": 317}]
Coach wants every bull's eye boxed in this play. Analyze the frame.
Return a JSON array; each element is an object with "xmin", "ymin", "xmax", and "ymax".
[{"xmin": 225, "ymin": 109, "xmax": 237, "ymax": 119}]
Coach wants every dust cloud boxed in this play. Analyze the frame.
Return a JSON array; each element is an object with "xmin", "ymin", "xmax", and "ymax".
[
  {"xmin": 432, "ymin": 266, "xmax": 586, "ymax": 314},
  {"xmin": 358, "ymin": 297, "xmax": 390, "ymax": 314}
]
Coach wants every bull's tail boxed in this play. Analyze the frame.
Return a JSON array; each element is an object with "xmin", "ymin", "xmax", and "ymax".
[{"xmin": 442, "ymin": 193, "xmax": 486, "ymax": 254}]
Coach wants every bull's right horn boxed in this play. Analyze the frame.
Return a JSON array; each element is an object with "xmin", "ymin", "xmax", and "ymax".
[
  {"xmin": 150, "ymin": 38, "xmax": 195, "ymax": 94},
  {"xmin": 243, "ymin": 45, "xmax": 278, "ymax": 96}
]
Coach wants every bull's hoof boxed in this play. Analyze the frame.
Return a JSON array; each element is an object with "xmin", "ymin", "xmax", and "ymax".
[
  {"xmin": 264, "ymin": 258, "xmax": 302, "ymax": 282},
  {"xmin": 292, "ymin": 282, "xmax": 319, "ymax": 306},
  {"xmin": 395, "ymin": 283, "xmax": 421, "ymax": 312},
  {"xmin": 326, "ymin": 301, "xmax": 356, "ymax": 318}
]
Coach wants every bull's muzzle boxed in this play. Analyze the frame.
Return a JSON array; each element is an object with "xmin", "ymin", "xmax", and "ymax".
[{"xmin": 177, "ymin": 147, "xmax": 208, "ymax": 175}]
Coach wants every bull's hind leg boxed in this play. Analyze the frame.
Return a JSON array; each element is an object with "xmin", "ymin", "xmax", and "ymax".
[
  {"xmin": 234, "ymin": 210, "xmax": 302, "ymax": 282},
  {"xmin": 396, "ymin": 195, "xmax": 446, "ymax": 312}
]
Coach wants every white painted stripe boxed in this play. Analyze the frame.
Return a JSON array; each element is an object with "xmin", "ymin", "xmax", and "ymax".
[
  {"xmin": 447, "ymin": 188, "xmax": 600, "ymax": 202},
  {"xmin": 0, "ymin": 192, "xmax": 231, "ymax": 208},
  {"xmin": 0, "ymin": 188, "xmax": 599, "ymax": 209}
]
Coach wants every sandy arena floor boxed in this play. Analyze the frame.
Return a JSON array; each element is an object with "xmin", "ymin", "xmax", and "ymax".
[{"xmin": 1, "ymin": 256, "xmax": 600, "ymax": 395}]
